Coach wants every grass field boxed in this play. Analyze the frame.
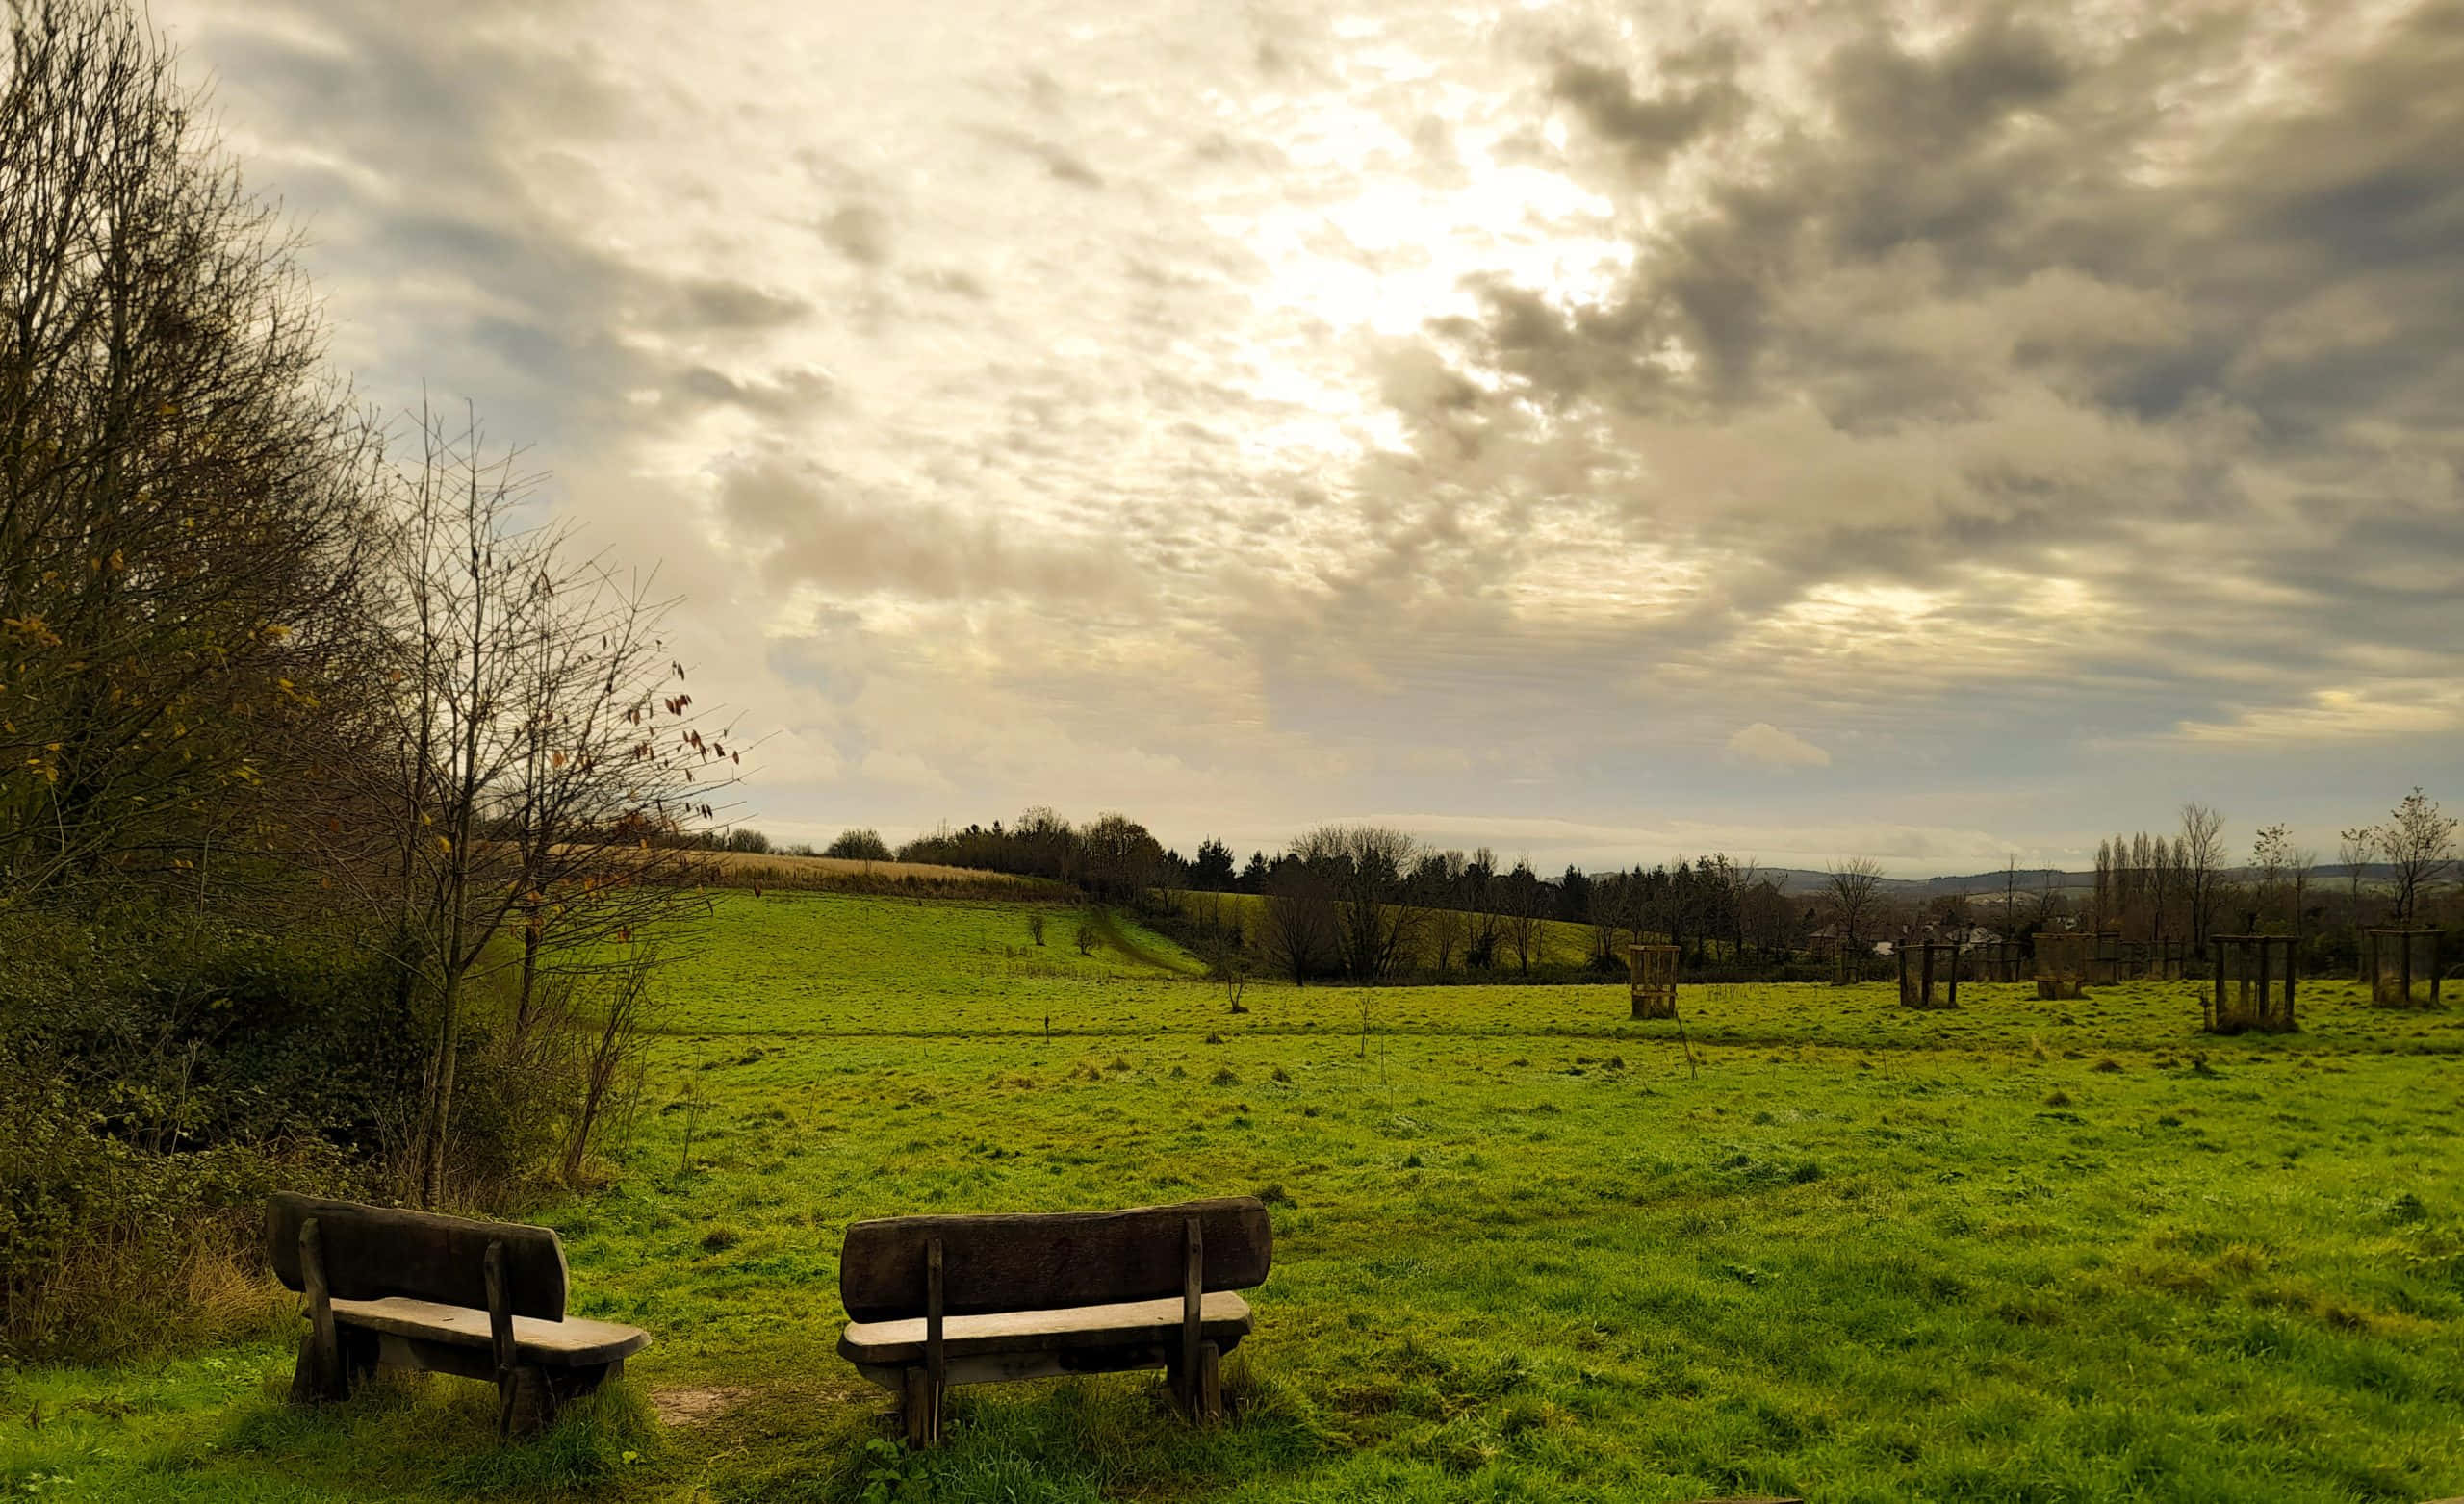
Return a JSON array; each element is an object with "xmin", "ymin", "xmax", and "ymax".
[
  {"xmin": 1165, "ymin": 889, "xmax": 1612, "ymax": 974},
  {"xmin": 6, "ymin": 889, "xmax": 2463, "ymax": 1502},
  {"xmin": 687, "ymin": 851, "xmax": 1069, "ymax": 898}
]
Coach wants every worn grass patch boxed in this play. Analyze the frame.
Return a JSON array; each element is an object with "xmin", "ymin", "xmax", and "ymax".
[{"xmin": 5, "ymin": 890, "xmax": 2462, "ymax": 1502}]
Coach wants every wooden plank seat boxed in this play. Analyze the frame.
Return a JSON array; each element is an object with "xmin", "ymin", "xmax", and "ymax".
[
  {"xmin": 267, "ymin": 1193, "xmax": 650, "ymax": 1437},
  {"xmin": 835, "ymin": 1197, "xmax": 1272, "ymax": 1445}
]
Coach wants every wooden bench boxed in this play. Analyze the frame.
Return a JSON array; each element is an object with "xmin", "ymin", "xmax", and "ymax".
[
  {"xmin": 267, "ymin": 1193, "xmax": 650, "ymax": 1436},
  {"xmin": 835, "ymin": 1196, "xmax": 1272, "ymax": 1445}
]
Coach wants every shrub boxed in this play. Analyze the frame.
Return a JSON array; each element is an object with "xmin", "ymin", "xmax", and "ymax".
[
  {"xmin": 0, "ymin": 904, "xmax": 647, "ymax": 1359},
  {"xmin": 825, "ymin": 828, "xmax": 895, "ymax": 861}
]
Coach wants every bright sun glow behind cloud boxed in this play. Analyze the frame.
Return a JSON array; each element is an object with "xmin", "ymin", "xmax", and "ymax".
[{"xmin": 148, "ymin": 0, "xmax": 2464, "ymax": 872}]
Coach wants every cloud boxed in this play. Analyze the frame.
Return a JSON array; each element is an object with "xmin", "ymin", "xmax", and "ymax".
[
  {"xmin": 146, "ymin": 0, "xmax": 2464, "ymax": 873},
  {"xmin": 710, "ymin": 451, "xmax": 1133, "ymax": 604},
  {"xmin": 1726, "ymin": 723, "xmax": 1832, "ymax": 772},
  {"xmin": 1547, "ymin": 43, "xmax": 1744, "ymax": 171},
  {"xmin": 819, "ymin": 205, "xmax": 891, "ymax": 267}
]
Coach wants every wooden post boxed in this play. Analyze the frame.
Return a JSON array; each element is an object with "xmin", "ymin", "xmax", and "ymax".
[
  {"xmin": 1946, "ymin": 952, "xmax": 1959, "ymax": 1009},
  {"xmin": 2211, "ymin": 941, "xmax": 2224, "ymax": 1030},
  {"xmin": 924, "ymin": 1238, "xmax": 945, "ymax": 1444},
  {"xmin": 2401, "ymin": 930, "xmax": 2414, "ymax": 1006},
  {"xmin": 2280, "ymin": 938, "xmax": 2297, "ymax": 1031},
  {"xmin": 292, "ymin": 1216, "xmax": 345, "ymax": 1404},
  {"xmin": 1921, "ymin": 944, "xmax": 1936, "ymax": 1009},
  {"xmin": 1180, "ymin": 1215, "xmax": 1204, "ymax": 1419},
  {"xmin": 1197, "ymin": 1339, "xmax": 1222, "ymax": 1419},
  {"xmin": 902, "ymin": 1366, "xmax": 933, "ymax": 1449},
  {"xmin": 484, "ymin": 1239, "xmax": 521, "ymax": 1438}
]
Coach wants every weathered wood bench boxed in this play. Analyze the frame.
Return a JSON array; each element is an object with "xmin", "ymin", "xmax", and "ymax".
[
  {"xmin": 835, "ymin": 1196, "xmax": 1272, "ymax": 1445},
  {"xmin": 267, "ymin": 1193, "xmax": 651, "ymax": 1436}
]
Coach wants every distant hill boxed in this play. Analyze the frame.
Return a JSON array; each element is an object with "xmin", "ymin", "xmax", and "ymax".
[{"xmin": 1745, "ymin": 863, "xmax": 2405, "ymax": 897}]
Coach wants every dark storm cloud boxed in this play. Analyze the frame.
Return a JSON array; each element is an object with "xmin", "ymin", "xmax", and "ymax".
[{"xmin": 1415, "ymin": 1, "xmax": 2464, "ymax": 531}]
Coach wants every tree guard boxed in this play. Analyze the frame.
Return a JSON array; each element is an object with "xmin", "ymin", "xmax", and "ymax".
[
  {"xmin": 2090, "ymin": 930, "xmax": 2124, "ymax": 985},
  {"xmin": 1897, "ymin": 942, "xmax": 1958, "ymax": 1009},
  {"xmin": 2207, "ymin": 935, "xmax": 2297, "ymax": 1032},
  {"xmin": 2034, "ymin": 932, "xmax": 2091, "ymax": 1000},
  {"xmin": 1964, "ymin": 938, "xmax": 2020, "ymax": 983},
  {"xmin": 2363, "ymin": 928, "xmax": 2442, "ymax": 1007},
  {"xmin": 2123, "ymin": 938, "xmax": 2189, "ymax": 981},
  {"xmin": 1627, "ymin": 944, "xmax": 1679, "ymax": 1019}
]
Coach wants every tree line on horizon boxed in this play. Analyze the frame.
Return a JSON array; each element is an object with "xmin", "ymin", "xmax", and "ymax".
[{"xmin": 834, "ymin": 790, "xmax": 2459, "ymax": 987}]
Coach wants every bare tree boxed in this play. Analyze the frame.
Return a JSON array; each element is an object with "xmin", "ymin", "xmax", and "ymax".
[
  {"xmin": 2178, "ymin": 803, "xmax": 2227, "ymax": 949},
  {"xmin": 2142, "ymin": 834, "xmax": 2175, "ymax": 946},
  {"xmin": 2338, "ymin": 826, "xmax": 2376, "ymax": 928},
  {"xmin": 1262, "ymin": 856, "xmax": 1337, "ymax": 984},
  {"xmin": 320, "ymin": 406, "xmax": 732, "ymax": 1207},
  {"xmin": 2251, "ymin": 824, "xmax": 2291, "ymax": 933},
  {"xmin": 1825, "ymin": 857, "xmax": 1886, "ymax": 959},
  {"xmin": 1464, "ymin": 847, "xmax": 1502, "ymax": 969},
  {"xmin": 1413, "ymin": 850, "xmax": 1466, "ymax": 977},
  {"xmin": 1295, "ymin": 824, "xmax": 1421, "ymax": 982},
  {"xmin": 1500, "ymin": 858, "xmax": 1548, "ymax": 975},
  {"xmin": 2287, "ymin": 844, "xmax": 2315, "ymax": 947},
  {"xmin": 1079, "ymin": 811, "xmax": 1165, "ymax": 903},
  {"xmin": 2373, "ymin": 787, "xmax": 2456, "ymax": 924},
  {"xmin": 1585, "ymin": 878, "xmax": 1621, "ymax": 968},
  {"xmin": 1720, "ymin": 854, "xmax": 1759, "ymax": 961},
  {"xmin": 559, "ymin": 945, "xmax": 660, "ymax": 1183},
  {"xmin": 1740, "ymin": 873, "xmax": 1793, "ymax": 956}
]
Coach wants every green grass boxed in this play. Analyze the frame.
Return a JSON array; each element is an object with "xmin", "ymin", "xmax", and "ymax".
[{"xmin": 6, "ymin": 889, "xmax": 2463, "ymax": 1501}]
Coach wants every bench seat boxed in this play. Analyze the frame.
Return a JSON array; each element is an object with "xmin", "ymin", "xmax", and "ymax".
[
  {"xmin": 331, "ymin": 1297, "xmax": 651, "ymax": 1365},
  {"xmin": 840, "ymin": 1291, "xmax": 1252, "ymax": 1369}
]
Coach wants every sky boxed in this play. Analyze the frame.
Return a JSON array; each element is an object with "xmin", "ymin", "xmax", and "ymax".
[{"xmin": 146, "ymin": 0, "xmax": 2461, "ymax": 876}]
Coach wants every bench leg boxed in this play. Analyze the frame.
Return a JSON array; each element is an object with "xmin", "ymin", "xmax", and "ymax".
[
  {"xmin": 501, "ymin": 1364, "xmax": 551, "ymax": 1438},
  {"xmin": 288, "ymin": 1331, "xmax": 331, "ymax": 1405},
  {"xmin": 288, "ymin": 1325, "xmax": 378, "ymax": 1406},
  {"xmin": 1167, "ymin": 1342, "xmax": 1223, "ymax": 1422},
  {"xmin": 901, "ymin": 1364, "xmax": 939, "ymax": 1447},
  {"xmin": 500, "ymin": 1361, "xmax": 624, "ymax": 1438}
]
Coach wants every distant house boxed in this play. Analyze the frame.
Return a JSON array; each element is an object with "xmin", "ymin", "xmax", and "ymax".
[{"xmin": 1809, "ymin": 923, "xmax": 1897, "ymax": 958}]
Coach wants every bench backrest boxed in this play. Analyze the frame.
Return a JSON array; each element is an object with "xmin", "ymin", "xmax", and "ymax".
[
  {"xmin": 266, "ymin": 1193, "xmax": 568, "ymax": 1321},
  {"xmin": 839, "ymin": 1197, "xmax": 1271, "ymax": 1322}
]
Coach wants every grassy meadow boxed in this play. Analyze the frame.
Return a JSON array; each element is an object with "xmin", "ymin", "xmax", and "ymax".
[
  {"xmin": 1165, "ymin": 889, "xmax": 1610, "ymax": 974},
  {"xmin": 5, "ymin": 889, "xmax": 2463, "ymax": 1502}
]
